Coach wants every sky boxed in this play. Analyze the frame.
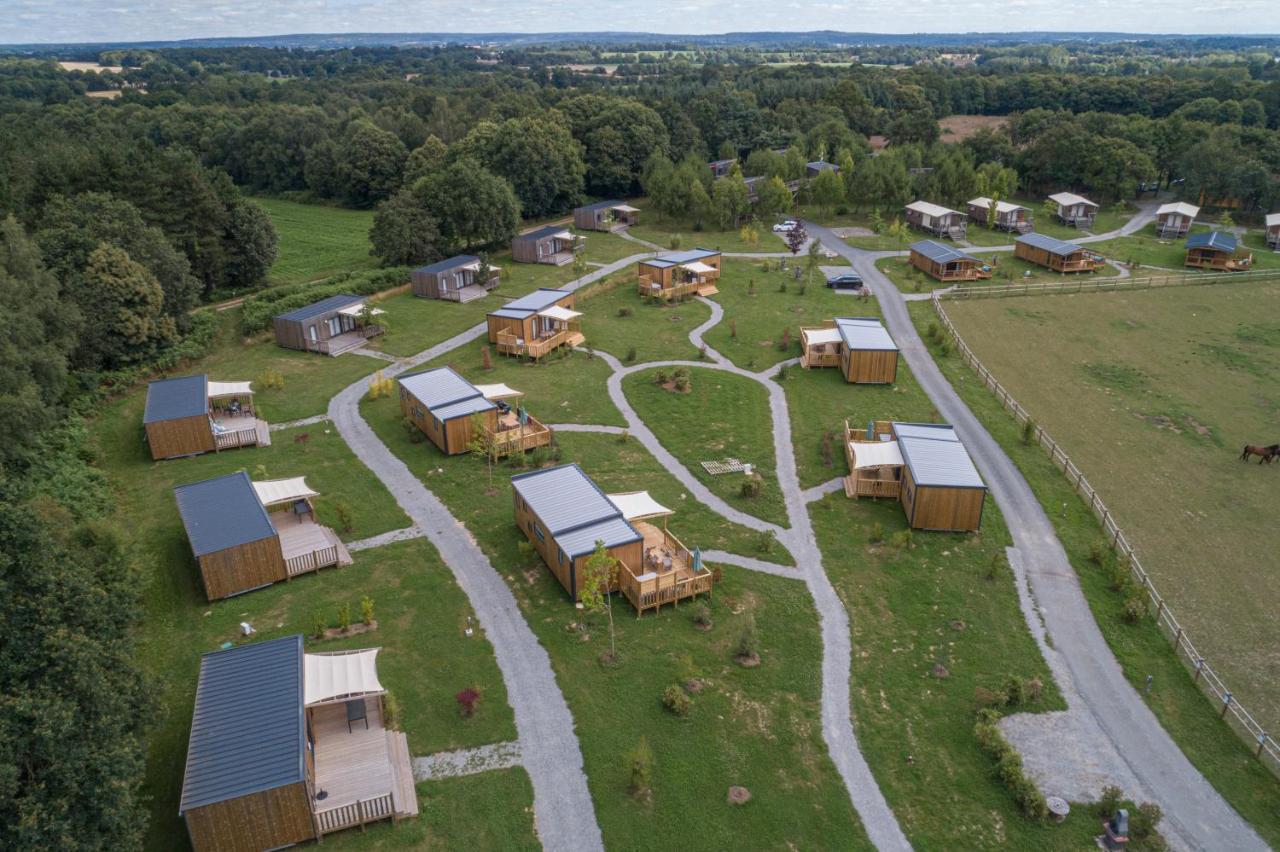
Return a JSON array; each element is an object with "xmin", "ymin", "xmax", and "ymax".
[{"xmin": 1, "ymin": 0, "xmax": 1271, "ymax": 45}]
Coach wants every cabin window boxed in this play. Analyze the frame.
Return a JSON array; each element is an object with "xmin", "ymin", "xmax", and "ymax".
[
  {"xmin": 433, "ymin": 416, "xmax": 442, "ymax": 432},
  {"xmin": 327, "ymin": 316, "xmax": 342, "ymax": 337},
  {"xmin": 308, "ymin": 325, "xmax": 318, "ymax": 342},
  {"xmin": 533, "ymin": 524, "xmax": 545, "ymax": 543},
  {"xmin": 558, "ymin": 548, "xmax": 566, "ymax": 565}
]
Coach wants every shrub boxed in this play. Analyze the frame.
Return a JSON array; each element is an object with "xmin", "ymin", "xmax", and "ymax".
[
  {"xmin": 754, "ymin": 527, "xmax": 775, "ymax": 553},
  {"xmin": 692, "ymin": 604, "xmax": 713, "ymax": 628},
  {"xmin": 337, "ymin": 603, "xmax": 351, "ymax": 631},
  {"xmin": 627, "ymin": 737, "xmax": 654, "ymax": 796},
  {"xmin": 1025, "ymin": 675, "xmax": 1044, "ymax": 702},
  {"xmin": 617, "ymin": 306, "xmax": 633, "ymax": 318},
  {"xmin": 925, "ymin": 321, "xmax": 940, "ymax": 342},
  {"xmin": 820, "ymin": 430, "xmax": 835, "ymax": 468},
  {"xmin": 868, "ymin": 522, "xmax": 884, "ymax": 544},
  {"xmin": 1004, "ymin": 675, "xmax": 1028, "ymax": 706},
  {"xmin": 974, "ymin": 715, "xmax": 1047, "ymax": 819},
  {"xmin": 1107, "ymin": 561, "xmax": 1131, "ymax": 592},
  {"xmin": 481, "ymin": 345, "xmax": 492, "ymax": 370},
  {"xmin": 255, "ymin": 368, "xmax": 285, "ymax": 391},
  {"xmin": 777, "ymin": 281, "xmax": 788, "ymax": 293},
  {"xmin": 672, "ymin": 367, "xmax": 691, "ymax": 392},
  {"xmin": 889, "ymin": 529, "xmax": 912, "ymax": 550},
  {"xmin": 1122, "ymin": 595, "xmax": 1146, "ymax": 623},
  {"xmin": 625, "ymin": 346, "xmax": 637, "ymax": 363},
  {"xmin": 662, "ymin": 684, "xmax": 692, "ymax": 716},
  {"xmin": 669, "ymin": 234, "xmax": 683, "ymax": 250},
  {"xmin": 332, "ymin": 500, "xmax": 353, "ymax": 533},
  {"xmin": 311, "ymin": 611, "xmax": 326, "ymax": 639},
  {"xmin": 654, "ymin": 369, "xmax": 669, "ymax": 385},
  {"xmin": 1095, "ymin": 785, "xmax": 1124, "ymax": 819},
  {"xmin": 698, "ymin": 344, "xmax": 708, "ymax": 360},
  {"xmin": 747, "ymin": 280, "xmax": 757, "ymax": 296},
  {"xmin": 360, "ymin": 596, "xmax": 375, "ymax": 625},
  {"xmin": 987, "ymin": 551, "xmax": 1006, "ymax": 580},
  {"xmin": 456, "ymin": 686, "xmax": 481, "ymax": 718},
  {"xmin": 733, "ymin": 616, "xmax": 759, "ymax": 659},
  {"xmin": 1021, "ymin": 418, "xmax": 1037, "ymax": 445},
  {"xmin": 776, "ymin": 364, "xmax": 790, "ymax": 382},
  {"xmin": 730, "ymin": 318, "xmax": 737, "ymax": 338},
  {"xmin": 402, "ymin": 416, "xmax": 426, "ymax": 443},
  {"xmin": 517, "ymin": 539, "xmax": 536, "ymax": 565},
  {"xmin": 617, "ymin": 429, "xmax": 630, "ymax": 444},
  {"xmin": 973, "ymin": 686, "xmax": 1002, "ymax": 710},
  {"xmin": 367, "ymin": 370, "xmax": 394, "ymax": 400},
  {"xmin": 937, "ymin": 339, "xmax": 952, "ymax": 356},
  {"xmin": 740, "ymin": 474, "xmax": 763, "ymax": 499},
  {"xmin": 1131, "ymin": 802, "xmax": 1163, "ymax": 840},
  {"xmin": 1088, "ymin": 538, "xmax": 1110, "ymax": 565},
  {"xmin": 383, "ymin": 690, "xmax": 402, "ymax": 730}
]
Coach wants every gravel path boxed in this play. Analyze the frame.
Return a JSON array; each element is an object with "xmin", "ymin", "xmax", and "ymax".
[
  {"xmin": 413, "ymin": 741, "xmax": 524, "ymax": 781},
  {"xmin": 699, "ymin": 550, "xmax": 804, "ymax": 580},
  {"xmin": 269, "ymin": 413, "xmax": 331, "ymax": 432},
  {"xmin": 807, "ymin": 219, "xmax": 1265, "ymax": 852},
  {"xmin": 346, "ymin": 525, "xmax": 424, "ymax": 552}
]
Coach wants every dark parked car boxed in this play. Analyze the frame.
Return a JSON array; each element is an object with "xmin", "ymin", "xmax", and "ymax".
[{"xmin": 826, "ymin": 273, "xmax": 864, "ymax": 290}]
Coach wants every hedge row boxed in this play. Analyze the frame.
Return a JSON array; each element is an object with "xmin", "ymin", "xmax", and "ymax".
[
  {"xmin": 239, "ymin": 267, "xmax": 409, "ymax": 334},
  {"xmin": 973, "ymin": 709, "xmax": 1049, "ymax": 820}
]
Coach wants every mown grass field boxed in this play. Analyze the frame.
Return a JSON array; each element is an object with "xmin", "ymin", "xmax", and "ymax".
[
  {"xmin": 256, "ymin": 197, "xmax": 378, "ymax": 286},
  {"xmin": 908, "ymin": 299, "xmax": 1280, "ymax": 848},
  {"xmin": 90, "ymin": 388, "xmax": 519, "ymax": 850},
  {"xmin": 1090, "ymin": 224, "xmax": 1280, "ymax": 272},
  {"xmin": 359, "ymin": 398, "xmax": 863, "ymax": 849},
  {"xmin": 875, "ymin": 252, "xmax": 1120, "ymax": 295},
  {"xmin": 938, "ymin": 280, "xmax": 1280, "ymax": 731},
  {"xmin": 580, "ymin": 277, "xmax": 710, "ymax": 364}
]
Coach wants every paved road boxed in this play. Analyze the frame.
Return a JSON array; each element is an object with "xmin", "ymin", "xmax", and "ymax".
[{"xmin": 806, "ymin": 219, "xmax": 1266, "ymax": 852}]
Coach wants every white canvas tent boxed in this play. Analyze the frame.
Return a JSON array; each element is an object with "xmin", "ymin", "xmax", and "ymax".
[
  {"xmin": 606, "ymin": 491, "xmax": 674, "ymax": 522},
  {"xmin": 611, "ymin": 203, "xmax": 640, "ymax": 213},
  {"xmin": 304, "ymin": 648, "xmax": 385, "ymax": 707},
  {"xmin": 206, "ymin": 381, "xmax": 254, "ymax": 399},
  {"xmin": 252, "ymin": 476, "xmax": 320, "ymax": 508}
]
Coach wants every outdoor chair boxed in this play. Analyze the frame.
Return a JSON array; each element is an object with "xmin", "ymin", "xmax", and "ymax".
[{"xmin": 345, "ymin": 698, "xmax": 368, "ymax": 732}]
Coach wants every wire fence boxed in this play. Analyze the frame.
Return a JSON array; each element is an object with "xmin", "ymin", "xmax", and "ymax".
[
  {"xmin": 930, "ymin": 287, "xmax": 1280, "ymax": 777},
  {"xmin": 948, "ymin": 266, "xmax": 1280, "ymax": 300}
]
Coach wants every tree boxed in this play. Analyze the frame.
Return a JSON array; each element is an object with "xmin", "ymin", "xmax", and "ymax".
[
  {"xmin": 0, "ymin": 218, "xmax": 76, "ymax": 463},
  {"xmin": 419, "ymin": 160, "xmax": 520, "ymax": 253},
  {"xmin": 810, "ymin": 168, "xmax": 844, "ymax": 216},
  {"xmin": 222, "ymin": 200, "xmax": 278, "ymax": 288},
  {"xmin": 369, "ymin": 189, "xmax": 443, "ymax": 266},
  {"xmin": 887, "ymin": 216, "xmax": 911, "ymax": 255},
  {"xmin": 754, "ymin": 175, "xmax": 793, "ymax": 220},
  {"xmin": 805, "ymin": 239, "xmax": 822, "ymax": 289},
  {"xmin": 626, "ymin": 736, "xmax": 654, "ymax": 798},
  {"xmin": 846, "ymin": 159, "xmax": 879, "ymax": 212},
  {"xmin": 403, "ymin": 135, "xmax": 448, "ymax": 185},
  {"xmin": 686, "ymin": 179, "xmax": 713, "ymax": 230},
  {"xmin": 334, "ymin": 120, "xmax": 409, "ymax": 207},
  {"xmin": 81, "ymin": 244, "xmax": 176, "ymax": 369},
  {"xmin": 785, "ymin": 222, "xmax": 808, "ymax": 256},
  {"xmin": 451, "ymin": 116, "xmax": 585, "ymax": 217},
  {"xmin": 466, "ymin": 413, "xmax": 498, "ymax": 492},
  {"xmin": 711, "ymin": 174, "xmax": 750, "ymax": 229},
  {"xmin": 579, "ymin": 541, "xmax": 619, "ymax": 661}
]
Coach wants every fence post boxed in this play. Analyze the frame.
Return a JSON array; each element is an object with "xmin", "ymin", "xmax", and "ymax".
[
  {"xmin": 1194, "ymin": 657, "xmax": 1205, "ymax": 683},
  {"xmin": 1222, "ymin": 691, "xmax": 1233, "ymax": 720},
  {"xmin": 1259, "ymin": 733, "xmax": 1269, "ymax": 759}
]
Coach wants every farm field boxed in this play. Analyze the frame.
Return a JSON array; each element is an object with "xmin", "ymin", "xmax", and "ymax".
[
  {"xmin": 940, "ymin": 281, "xmax": 1280, "ymax": 736},
  {"xmin": 255, "ymin": 197, "xmax": 378, "ymax": 287},
  {"xmin": 937, "ymin": 113, "xmax": 1009, "ymax": 142}
]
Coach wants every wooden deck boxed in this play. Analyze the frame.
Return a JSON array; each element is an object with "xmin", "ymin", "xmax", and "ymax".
[
  {"xmin": 312, "ymin": 326, "xmax": 383, "ymax": 356},
  {"xmin": 440, "ymin": 283, "xmax": 492, "ymax": 303},
  {"xmin": 310, "ymin": 699, "xmax": 418, "ymax": 837},
  {"xmin": 271, "ymin": 512, "xmax": 353, "ymax": 577},
  {"xmin": 496, "ymin": 326, "xmax": 583, "ymax": 360},
  {"xmin": 212, "ymin": 415, "xmax": 271, "ymax": 451},
  {"xmin": 486, "ymin": 411, "xmax": 554, "ymax": 457},
  {"xmin": 637, "ymin": 276, "xmax": 719, "ymax": 302},
  {"xmin": 617, "ymin": 521, "xmax": 714, "ymax": 616}
]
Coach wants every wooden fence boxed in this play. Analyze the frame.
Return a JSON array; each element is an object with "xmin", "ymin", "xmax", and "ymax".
[
  {"xmin": 949, "ymin": 266, "xmax": 1280, "ymax": 300},
  {"xmin": 314, "ymin": 793, "xmax": 394, "ymax": 835},
  {"xmin": 930, "ymin": 287, "xmax": 1280, "ymax": 777}
]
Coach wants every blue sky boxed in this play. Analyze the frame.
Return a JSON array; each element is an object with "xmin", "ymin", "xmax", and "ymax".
[{"xmin": 2, "ymin": 0, "xmax": 1270, "ymax": 45}]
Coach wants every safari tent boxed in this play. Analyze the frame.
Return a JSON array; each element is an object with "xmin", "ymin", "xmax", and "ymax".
[
  {"xmin": 966, "ymin": 197, "xmax": 1032, "ymax": 233},
  {"xmin": 1048, "ymin": 192, "xmax": 1099, "ymax": 228},
  {"xmin": 905, "ymin": 201, "xmax": 967, "ymax": 240},
  {"xmin": 1155, "ymin": 202, "xmax": 1200, "ymax": 238}
]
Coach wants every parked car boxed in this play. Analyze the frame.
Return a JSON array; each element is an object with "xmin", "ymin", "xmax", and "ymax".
[
  {"xmin": 826, "ymin": 273, "xmax": 864, "ymax": 290},
  {"xmin": 772, "ymin": 220, "xmax": 798, "ymax": 232}
]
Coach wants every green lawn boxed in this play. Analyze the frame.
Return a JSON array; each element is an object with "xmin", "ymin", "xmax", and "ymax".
[
  {"xmin": 1030, "ymin": 206, "xmax": 1131, "ymax": 241},
  {"xmin": 908, "ymin": 299, "xmax": 1280, "ymax": 848},
  {"xmin": 627, "ymin": 205, "xmax": 792, "ymax": 254},
  {"xmin": 1089, "ymin": 224, "xmax": 1280, "ymax": 272},
  {"xmin": 702, "ymin": 259, "xmax": 882, "ymax": 370},
  {"xmin": 580, "ymin": 278, "xmax": 710, "ymax": 364},
  {"xmin": 780, "ymin": 360, "xmax": 939, "ymax": 490},
  {"xmin": 256, "ymin": 197, "xmax": 377, "ymax": 286},
  {"xmin": 874, "ymin": 252, "xmax": 1120, "ymax": 295},
  {"xmin": 327, "ymin": 769, "xmax": 539, "ymax": 850},
  {"xmin": 191, "ymin": 311, "xmax": 384, "ymax": 422},
  {"xmin": 422, "ymin": 341, "xmax": 627, "ymax": 427},
  {"xmin": 622, "ymin": 368, "xmax": 789, "ymax": 528},
  {"xmin": 358, "ymin": 396, "xmax": 866, "ymax": 848}
]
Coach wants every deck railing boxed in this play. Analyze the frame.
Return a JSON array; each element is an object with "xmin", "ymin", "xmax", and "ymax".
[
  {"xmin": 314, "ymin": 793, "xmax": 395, "ymax": 836},
  {"xmin": 285, "ymin": 544, "xmax": 340, "ymax": 577},
  {"xmin": 312, "ymin": 324, "xmax": 383, "ymax": 355},
  {"xmin": 484, "ymin": 416, "xmax": 553, "ymax": 456},
  {"xmin": 617, "ymin": 530, "xmax": 714, "ymax": 616},
  {"xmin": 440, "ymin": 275, "xmax": 500, "ymax": 301},
  {"xmin": 844, "ymin": 474, "xmax": 901, "ymax": 499},
  {"xmin": 214, "ymin": 427, "xmax": 259, "ymax": 451},
  {"xmin": 496, "ymin": 325, "xmax": 578, "ymax": 359},
  {"xmin": 637, "ymin": 277, "xmax": 706, "ymax": 302}
]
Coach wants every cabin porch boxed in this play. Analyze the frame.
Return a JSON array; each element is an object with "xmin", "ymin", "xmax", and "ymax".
[
  {"xmin": 1185, "ymin": 249, "xmax": 1253, "ymax": 271},
  {"xmin": 617, "ymin": 521, "xmax": 713, "ymax": 616},
  {"xmin": 441, "ymin": 283, "xmax": 494, "ymax": 303},
  {"xmin": 637, "ymin": 275, "xmax": 719, "ymax": 301},
  {"xmin": 538, "ymin": 237, "xmax": 585, "ymax": 266},
  {"xmin": 483, "ymin": 409, "xmax": 554, "ymax": 456},
  {"xmin": 310, "ymin": 324, "xmax": 385, "ymax": 356},
  {"xmin": 1047, "ymin": 254, "xmax": 1106, "ymax": 273},
  {"xmin": 210, "ymin": 414, "xmax": 271, "ymax": 451},
  {"xmin": 310, "ymin": 698, "xmax": 418, "ymax": 837},
  {"xmin": 270, "ymin": 509, "xmax": 353, "ymax": 577},
  {"xmin": 843, "ymin": 419, "xmax": 903, "ymax": 498},
  {"xmin": 495, "ymin": 321, "xmax": 585, "ymax": 360}
]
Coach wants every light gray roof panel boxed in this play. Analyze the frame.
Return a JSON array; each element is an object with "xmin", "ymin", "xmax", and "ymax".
[
  {"xmin": 893, "ymin": 422, "xmax": 985, "ymax": 489},
  {"xmin": 556, "ymin": 516, "xmax": 643, "ymax": 558},
  {"xmin": 399, "ymin": 366, "xmax": 496, "ymax": 421},
  {"xmin": 490, "ymin": 288, "xmax": 569, "ymax": 318},
  {"xmin": 145, "ymin": 374, "xmax": 208, "ymax": 424},
  {"xmin": 274, "ymin": 293, "xmax": 364, "ymax": 323},
  {"xmin": 1016, "ymin": 232, "xmax": 1085, "ymax": 257},
  {"xmin": 414, "ymin": 254, "xmax": 478, "ymax": 275},
  {"xmin": 510, "ymin": 463, "xmax": 634, "ymax": 541},
  {"xmin": 911, "ymin": 240, "xmax": 977, "ymax": 264},
  {"xmin": 179, "ymin": 635, "xmax": 305, "ymax": 813},
  {"xmin": 174, "ymin": 471, "xmax": 276, "ymax": 557},
  {"xmin": 835, "ymin": 317, "xmax": 898, "ymax": 352},
  {"xmin": 434, "ymin": 396, "xmax": 496, "ymax": 421}
]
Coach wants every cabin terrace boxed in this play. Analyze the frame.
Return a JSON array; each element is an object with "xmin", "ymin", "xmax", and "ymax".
[
  {"xmin": 398, "ymin": 366, "xmax": 552, "ymax": 457},
  {"xmin": 511, "ymin": 224, "xmax": 585, "ymax": 266},
  {"xmin": 1014, "ymin": 233, "xmax": 1106, "ymax": 273},
  {"xmin": 486, "ymin": 288, "xmax": 584, "ymax": 360},
  {"xmin": 144, "ymin": 374, "xmax": 269, "ymax": 460},
  {"xmin": 966, "ymin": 197, "xmax": 1032, "ymax": 234},
  {"xmin": 410, "ymin": 255, "xmax": 501, "ymax": 302},
  {"xmin": 637, "ymin": 248, "xmax": 722, "ymax": 300},
  {"xmin": 1184, "ymin": 231, "xmax": 1253, "ymax": 272},
  {"xmin": 273, "ymin": 294, "xmax": 385, "ymax": 356}
]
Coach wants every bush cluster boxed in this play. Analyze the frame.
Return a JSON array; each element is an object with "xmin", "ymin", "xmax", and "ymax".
[
  {"xmin": 973, "ymin": 709, "xmax": 1048, "ymax": 819},
  {"xmin": 240, "ymin": 266, "xmax": 408, "ymax": 333}
]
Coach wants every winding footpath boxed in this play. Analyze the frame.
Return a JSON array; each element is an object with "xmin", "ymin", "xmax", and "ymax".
[{"xmin": 807, "ymin": 219, "xmax": 1266, "ymax": 852}]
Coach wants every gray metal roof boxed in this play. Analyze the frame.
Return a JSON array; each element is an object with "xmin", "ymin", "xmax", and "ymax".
[
  {"xmin": 835, "ymin": 317, "xmax": 898, "ymax": 352},
  {"xmin": 577, "ymin": 199, "xmax": 625, "ymax": 212},
  {"xmin": 807, "ymin": 160, "xmax": 839, "ymax": 171},
  {"xmin": 510, "ymin": 463, "xmax": 642, "ymax": 557},
  {"xmin": 893, "ymin": 423, "xmax": 985, "ymax": 489},
  {"xmin": 488, "ymin": 288, "xmax": 570, "ymax": 319},
  {"xmin": 642, "ymin": 248, "xmax": 720, "ymax": 268},
  {"xmin": 180, "ymin": 635, "xmax": 305, "ymax": 814},
  {"xmin": 1016, "ymin": 233, "xmax": 1086, "ymax": 258},
  {"xmin": 414, "ymin": 254, "xmax": 478, "ymax": 275},
  {"xmin": 1186, "ymin": 230, "xmax": 1237, "ymax": 252},
  {"xmin": 145, "ymin": 374, "xmax": 208, "ymax": 424},
  {"xmin": 274, "ymin": 293, "xmax": 364, "ymax": 323},
  {"xmin": 174, "ymin": 471, "xmax": 276, "ymax": 557},
  {"xmin": 398, "ymin": 366, "xmax": 496, "ymax": 422},
  {"xmin": 513, "ymin": 225, "xmax": 566, "ymax": 242},
  {"xmin": 910, "ymin": 240, "xmax": 977, "ymax": 264}
]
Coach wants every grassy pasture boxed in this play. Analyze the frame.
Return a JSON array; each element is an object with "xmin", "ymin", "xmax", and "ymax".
[
  {"xmin": 1090, "ymin": 224, "xmax": 1280, "ymax": 272},
  {"xmin": 256, "ymin": 197, "xmax": 378, "ymax": 286},
  {"xmin": 941, "ymin": 282, "xmax": 1280, "ymax": 737},
  {"xmin": 875, "ymin": 252, "xmax": 1121, "ymax": 295}
]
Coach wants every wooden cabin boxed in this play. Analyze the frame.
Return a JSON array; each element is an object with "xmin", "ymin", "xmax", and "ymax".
[
  {"xmin": 1014, "ymin": 233, "xmax": 1106, "ymax": 273},
  {"xmin": 905, "ymin": 201, "xmax": 967, "ymax": 240},
  {"xmin": 637, "ymin": 248, "xmax": 722, "ymax": 300},
  {"xmin": 511, "ymin": 464, "xmax": 713, "ymax": 615},
  {"xmin": 835, "ymin": 317, "xmax": 899, "ymax": 384},
  {"xmin": 1184, "ymin": 231, "xmax": 1253, "ymax": 271},
  {"xmin": 843, "ymin": 421, "xmax": 986, "ymax": 532},
  {"xmin": 1265, "ymin": 213, "xmax": 1279, "ymax": 249},
  {"xmin": 806, "ymin": 160, "xmax": 840, "ymax": 178},
  {"xmin": 144, "ymin": 374, "xmax": 269, "ymax": 460},
  {"xmin": 398, "ymin": 366, "xmax": 552, "ymax": 457},
  {"xmin": 511, "ymin": 225, "xmax": 585, "ymax": 266},
  {"xmin": 966, "ymin": 197, "xmax": 1032, "ymax": 234},
  {"xmin": 708, "ymin": 158, "xmax": 737, "ymax": 178},
  {"xmin": 573, "ymin": 200, "xmax": 640, "ymax": 232},
  {"xmin": 1048, "ymin": 192, "xmax": 1099, "ymax": 228},
  {"xmin": 486, "ymin": 288, "xmax": 583, "ymax": 360},
  {"xmin": 180, "ymin": 636, "xmax": 416, "ymax": 852},
  {"xmin": 273, "ymin": 294, "xmax": 385, "ymax": 356},
  {"xmin": 1155, "ymin": 202, "xmax": 1200, "ymax": 238},
  {"xmin": 909, "ymin": 240, "xmax": 991, "ymax": 282},
  {"xmin": 410, "ymin": 255, "xmax": 501, "ymax": 302},
  {"xmin": 173, "ymin": 471, "xmax": 352, "ymax": 601}
]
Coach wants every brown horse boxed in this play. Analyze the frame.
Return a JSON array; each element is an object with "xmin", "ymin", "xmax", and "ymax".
[{"xmin": 1240, "ymin": 444, "xmax": 1280, "ymax": 464}]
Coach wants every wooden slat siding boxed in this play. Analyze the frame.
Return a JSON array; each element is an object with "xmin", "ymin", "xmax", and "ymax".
[
  {"xmin": 572, "ymin": 538, "xmax": 642, "ymax": 599},
  {"xmin": 272, "ymin": 315, "xmax": 307, "ymax": 351},
  {"xmin": 183, "ymin": 781, "xmax": 315, "ymax": 852},
  {"xmin": 399, "ymin": 385, "xmax": 475, "ymax": 455},
  {"xmin": 844, "ymin": 349, "xmax": 898, "ymax": 384},
  {"xmin": 907, "ymin": 481, "xmax": 985, "ymax": 532},
  {"xmin": 197, "ymin": 536, "xmax": 287, "ymax": 601},
  {"xmin": 487, "ymin": 314, "xmax": 528, "ymax": 344},
  {"xmin": 513, "ymin": 492, "xmax": 641, "ymax": 601},
  {"xmin": 284, "ymin": 544, "xmax": 340, "ymax": 577},
  {"xmin": 930, "ymin": 288, "xmax": 1280, "ymax": 776},
  {"xmin": 410, "ymin": 267, "xmax": 444, "ymax": 299},
  {"xmin": 146, "ymin": 414, "xmax": 217, "ymax": 460}
]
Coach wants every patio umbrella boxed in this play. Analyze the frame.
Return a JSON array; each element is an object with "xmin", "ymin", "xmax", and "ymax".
[{"xmin": 692, "ymin": 547, "xmax": 702, "ymax": 572}]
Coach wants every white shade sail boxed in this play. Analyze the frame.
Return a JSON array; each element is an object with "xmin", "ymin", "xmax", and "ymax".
[
  {"xmin": 475, "ymin": 382, "xmax": 523, "ymax": 401},
  {"xmin": 849, "ymin": 440, "xmax": 904, "ymax": 470},
  {"xmin": 552, "ymin": 230, "xmax": 575, "ymax": 240},
  {"xmin": 252, "ymin": 476, "xmax": 320, "ymax": 507},
  {"xmin": 606, "ymin": 490, "xmax": 673, "ymax": 521},
  {"xmin": 337, "ymin": 302, "xmax": 385, "ymax": 318},
  {"xmin": 681, "ymin": 261, "xmax": 717, "ymax": 274},
  {"xmin": 304, "ymin": 648, "xmax": 385, "ymax": 707},
  {"xmin": 612, "ymin": 203, "xmax": 640, "ymax": 213},
  {"xmin": 206, "ymin": 381, "xmax": 254, "ymax": 399},
  {"xmin": 803, "ymin": 327, "xmax": 842, "ymax": 346},
  {"xmin": 538, "ymin": 305, "xmax": 583, "ymax": 322}
]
